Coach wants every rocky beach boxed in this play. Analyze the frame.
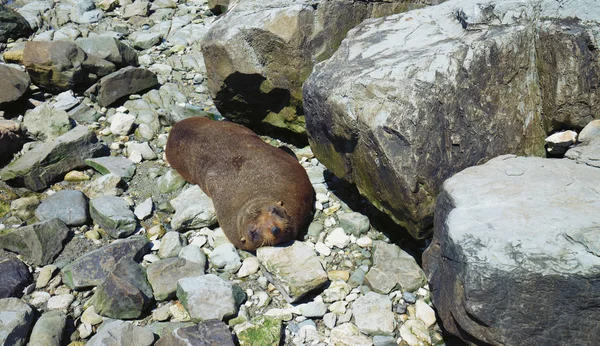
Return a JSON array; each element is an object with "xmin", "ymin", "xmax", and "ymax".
[{"xmin": 0, "ymin": 0, "xmax": 599, "ymax": 345}]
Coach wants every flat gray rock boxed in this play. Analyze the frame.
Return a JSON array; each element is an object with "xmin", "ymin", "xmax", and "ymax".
[
  {"xmin": 147, "ymin": 257, "xmax": 204, "ymax": 301},
  {"xmin": 86, "ymin": 319, "xmax": 155, "ymax": 346},
  {"xmin": 0, "ymin": 298, "xmax": 34, "ymax": 346},
  {"xmin": 28, "ymin": 310, "xmax": 67, "ymax": 346},
  {"xmin": 89, "ymin": 195, "xmax": 137, "ymax": 238},
  {"xmin": 155, "ymin": 319, "xmax": 235, "ymax": 346},
  {"xmin": 0, "ymin": 218, "xmax": 70, "ymax": 266},
  {"xmin": 257, "ymin": 241, "xmax": 328, "ymax": 303},
  {"xmin": 85, "ymin": 156, "xmax": 136, "ymax": 182},
  {"xmin": 0, "ymin": 125, "xmax": 106, "ymax": 191},
  {"xmin": 365, "ymin": 241, "xmax": 426, "ymax": 294},
  {"xmin": 0, "ymin": 257, "xmax": 31, "ymax": 298},
  {"xmin": 170, "ymin": 185, "xmax": 217, "ymax": 230},
  {"xmin": 177, "ymin": 274, "xmax": 239, "ymax": 322},
  {"xmin": 36, "ymin": 190, "xmax": 89, "ymax": 226},
  {"xmin": 61, "ymin": 236, "xmax": 148, "ymax": 290},
  {"xmin": 85, "ymin": 66, "xmax": 158, "ymax": 107},
  {"xmin": 423, "ymin": 155, "xmax": 600, "ymax": 346},
  {"xmin": 352, "ymin": 291, "xmax": 395, "ymax": 336},
  {"xmin": 76, "ymin": 36, "xmax": 138, "ymax": 67}
]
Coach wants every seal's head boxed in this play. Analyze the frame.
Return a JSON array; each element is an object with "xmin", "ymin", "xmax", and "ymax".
[{"xmin": 239, "ymin": 201, "xmax": 292, "ymax": 250}]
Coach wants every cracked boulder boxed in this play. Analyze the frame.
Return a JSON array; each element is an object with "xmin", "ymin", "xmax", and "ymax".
[
  {"xmin": 303, "ymin": 0, "xmax": 600, "ymax": 238},
  {"xmin": 423, "ymin": 155, "xmax": 600, "ymax": 346},
  {"xmin": 201, "ymin": 0, "xmax": 423, "ymax": 135}
]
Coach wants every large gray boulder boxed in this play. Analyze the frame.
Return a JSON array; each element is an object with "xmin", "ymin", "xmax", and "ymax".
[
  {"xmin": 201, "ymin": 0, "xmax": 425, "ymax": 134},
  {"xmin": 303, "ymin": 0, "xmax": 600, "ymax": 238},
  {"xmin": 0, "ymin": 4, "xmax": 33, "ymax": 43},
  {"xmin": 0, "ymin": 65, "xmax": 30, "ymax": 109},
  {"xmin": 423, "ymin": 155, "xmax": 600, "ymax": 346}
]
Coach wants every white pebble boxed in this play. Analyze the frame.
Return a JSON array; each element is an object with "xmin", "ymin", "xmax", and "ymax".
[
  {"xmin": 237, "ymin": 257, "xmax": 261, "ymax": 278},
  {"xmin": 356, "ymin": 236, "xmax": 373, "ymax": 248},
  {"xmin": 129, "ymin": 150, "xmax": 143, "ymax": 163},
  {"xmin": 190, "ymin": 235, "xmax": 207, "ymax": 248},
  {"xmin": 47, "ymin": 294, "xmax": 75, "ymax": 310},
  {"xmin": 109, "ymin": 112, "xmax": 136, "ymax": 135},
  {"xmin": 325, "ymin": 228, "xmax": 350, "ymax": 249},
  {"xmin": 315, "ymin": 242, "xmax": 331, "ymax": 256}
]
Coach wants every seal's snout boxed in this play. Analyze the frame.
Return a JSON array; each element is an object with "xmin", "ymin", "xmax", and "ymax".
[{"xmin": 271, "ymin": 226, "xmax": 281, "ymax": 237}]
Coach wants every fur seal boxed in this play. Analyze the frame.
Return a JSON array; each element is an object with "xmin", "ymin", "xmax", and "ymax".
[{"xmin": 166, "ymin": 117, "xmax": 314, "ymax": 251}]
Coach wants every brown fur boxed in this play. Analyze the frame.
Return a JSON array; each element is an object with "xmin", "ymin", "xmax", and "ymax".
[{"xmin": 166, "ymin": 117, "xmax": 314, "ymax": 250}]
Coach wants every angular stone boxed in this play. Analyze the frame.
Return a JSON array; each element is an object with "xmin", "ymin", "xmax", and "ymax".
[
  {"xmin": 61, "ymin": 236, "xmax": 148, "ymax": 290},
  {"xmin": 415, "ymin": 299, "xmax": 436, "ymax": 328},
  {"xmin": 28, "ymin": 310, "xmax": 67, "ymax": 346},
  {"xmin": 0, "ymin": 4, "xmax": 33, "ymax": 43},
  {"xmin": 89, "ymin": 195, "xmax": 137, "ymax": 238},
  {"xmin": 177, "ymin": 274, "xmax": 239, "ymax": 322},
  {"xmin": 257, "ymin": 241, "xmax": 328, "ymax": 303},
  {"xmin": 178, "ymin": 245, "xmax": 207, "ymax": 267},
  {"xmin": 399, "ymin": 320, "xmax": 430, "ymax": 346},
  {"xmin": 566, "ymin": 134, "xmax": 600, "ymax": 168},
  {"xmin": 330, "ymin": 323, "xmax": 372, "ymax": 346},
  {"xmin": 129, "ymin": 30, "xmax": 162, "ymax": 50},
  {"xmin": 365, "ymin": 241, "xmax": 426, "ymax": 294},
  {"xmin": 147, "ymin": 257, "xmax": 204, "ymax": 301},
  {"xmin": 545, "ymin": 130, "xmax": 578, "ymax": 155},
  {"xmin": 337, "ymin": 211, "xmax": 370, "ymax": 236},
  {"xmin": 0, "ymin": 256, "xmax": 32, "ymax": 298},
  {"xmin": 0, "ymin": 65, "xmax": 30, "ymax": 108},
  {"xmin": 0, "ymin": 125, "xmax": 106, "ymax": 191},
  {"xmin": 155, "ymin": 319, "xmax": 235, "ymax": 346},
  {"xmin": 23, "ymin": 103, "xmax": 72, "ymax": 141},
  {"xmin": 85, "ymin": 156, "xmax": 136, "ymax": 182},
  {"xmin": 423, "ymin": 155, "xmax": 600, "ymax": 346},
  {"xmin": 352, "ymin": 291, "xmax": 395, "ymax": 335},
  {"xmin": 86, "ymin": 319, "xmax": 155, "ymax": 346},
  {"xmin": 0, "ymin": 298, "xmax": 34, "ymax": 346},
  {"xmin": 52, "ymin": 90, "xmax": 80, "ymax": 111},
  {"xmin": 76, "ymin": 36, "xmax": 138, "ymax": 67},
  {"xmin": 158, "ymin": 231, "xmax": 187, "ymax": 259},
  {"xmin": 297, "ymin": 299, "xmax": 327, "ymax": 318},
  {"xmin": 85, "ymin": 66, "xmax": 158, "ymax": 107},
  {"xmin": 235, "ymin": 316, "xmax": 282, "ymax": 346},
  {"xmin": 35, "ymin": 190, "xmax": 89, "ymax": 226},
  {"xmin": 88, "ymin": 258, "xmax": 153, "ymax": 319},
  {"xmin": 170, "ymin": 185, "xmax": 217, "ymax": 230},
  {"xmin": 0, "ymin": 218, "xmax": 69, "ymax": 266},
  {"xmin": 82, "ymin": 173, "xmax": 123, "ymax": 198}
]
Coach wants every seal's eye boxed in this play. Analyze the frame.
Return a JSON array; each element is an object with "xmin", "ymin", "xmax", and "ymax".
[{"xmin": 271, "ymin": 226, "xmax": 281, "ymax": 237}]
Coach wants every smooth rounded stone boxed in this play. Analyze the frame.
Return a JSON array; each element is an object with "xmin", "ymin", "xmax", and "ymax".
[
  {"xmin": 75, "ymin": 36, "xmax": 138, "ymax": 67},
  {"xmin": 237, "ymin": 256, "xmax": 260, "ymax": 278},
  {"xmin": 157, "ymin": 169, "xmax": 186, "ymax": 193},
  {"xmin": 35, "ymin": 190, "xmax": 89, "ymax": 226},
  {"xmin": 0, "ymin": 64, "xmax": 30, "ymax": 107},
  {"xmin": 352, "ymin": 291, "xmax": 395, "ymax": 335},
  {"xmin": 0, "ymin": 218, "xmax": 70, "ymax": 266},
  {"xmin": 134, "ymin": 197, "xmax": 153, "ymax": 220},
  {"xmin": 10, "ymin": 196, "xmax": 40, "ymax": 220},
  {"xmin": 399, "ymin": 320, "xmax": 431, "ymax": 346},
  {"xmin": 36, "ymin": 264, "xmax": 58, "ymax": 289},
  {"xmin": 315, "ymin": 241, "xmax": 331, "ymax": 256},
  {"xmin": 47, "ymin": 294, "xmax": 74, "ymax": 311},
  {"xmin": 85, "ymin": 66, "xmax": 159, "ymax": 107},
  {"xmin": 147, "ymin": 257, "xmax": 204, "ymax": 301},
  {"xmin": 210, "ymin": 243, "xmax": 241, "ymax": 272},
  {"xmin": 322, "ymin": 281, "xmax": 351, "ymax": 303},
  {"xmin": 87, "ymin": 319, "xmax": 155, "ymax": 346},
  {"xmin": 578, "ymin": 119, "xmax": 600, "ymax": 143},
  {"xmin": 415, "ymin": 299, "xmax": 436, "ymax": 327},
  {"xmin": 0, "ymin": 298, "xmax": 34, "ymax": 346},
  {"xmin": 109, "ymin": 112, "xmax": 136, "ymax": 135},
  {"xmin": 0, "ymin": 256, "xmax": 32, "ymax": 298},
  {"xmin": 337, "ymin": 211, "xmax": 370, "ymax": 236},
  {"xmin": 155, "ymin": 320, "xmax": 235, "ymax": 346},
  {"xmin": 129, "ymin": 31, "xmax": 163, "ymax": 50},
  {"xmin": 23, "ymin": 103, "xmax": 72, "ymax": 141},
  {"xmin": 28, "ymin": 310, "xmax": 67, "ymax": 346},
  {"xmin": 170, "ymin": 185, "xmax": 217, "ymax": 230},
  {"xmin": 178, "ymin": 245, "xmax": 207, "ymax": 268},
  {"xmin": 297, "ymin": 298, "xmax": 328, "ymax": 318},
  {"xmin": 83, "ymin": 173, "xmax": 123, "ymax": 198},
  {"xmin": 78, "ymin": 321, "xmax": 93, "ymax": 339},
  {"xmin": 330, "ymin": 323, "xmax": 373, "ymax": 346},
  {"xmin": 545, "ymin": 130, "xmax": 578, "ymax": 155},
  {"xmin": 235, "ymin": 316, "xmax": 282, "ymax": 346},
  {"xmin": 87, "ymin": 259, "xmax": 153, "ymax": 319},
  {"xmin": 89, "ymin": 195, "xmax": 137, "ymax": 239},
  {"xmin": 177, "ymin": 274, "xmax": 239, "ymax": 322},
  {"xmin": 158, "ymin": 231, "xmax": 188, "ymax": 259},
  {"xmin": 403, "ymin": 291, "xmax": 417, "ymax": 304},
  {"xmin": 365, "ymin": 241, "xmax": 426, "ymax": 294},
  {"xmin": 325, "ymin": 228, "xmax": 350, "ymax": 249},
  {"xmin": 81, "ymin": 306, "xmax": 103, "ymax": 325},
  {"xmin": 85, "ymin": 156, "xmax": 136, "ymax": 182},
  {"xmin": 307, "ymin": 221, "xmax": 324, "ymax": 237},
  {"xmin": 126, "ymin": 142, "xmax": 157, "ymax": 160},
  {"xmin": 61, "ymin": 236, "xmax": 149, "ymax": 290},
  {"xmin": 356, "ymin": 236, "xmax": 372, "ymax": 248},
  {"xmin": 257, "ymin": 241, "xmax": 328, "ymax": 303},
  {"xmin": 323, "ymin": 312, "xmax": 336, "ymax": 329}
]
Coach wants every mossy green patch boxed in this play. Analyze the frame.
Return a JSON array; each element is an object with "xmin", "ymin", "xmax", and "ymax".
[{"xmin": 237, "ymin": 316, "xmax": 282, "ymax": 346}]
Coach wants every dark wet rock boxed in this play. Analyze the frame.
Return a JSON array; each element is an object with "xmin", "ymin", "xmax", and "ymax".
[
  {"xmin": 89, "ymin": 195, "xmax": 137, "ymax": 238},
  {"xmin": 0, "ymin": 119, "xmax": 27, "ymax": 167},
  {"xmin": 76, "ymin": 36, "xmax": 138, "ymax": 67},
  {"xmin": 207, "ymin": 0, "xmax": 231, "ymax": 15},
  {"xmin": 155, "ymin": 320, "xmax": 235, "ymax": 346},
  {"xmin": 0, "ymin": 64, "xmax": 30, "ymax": 108},
  {"xmin": 88, "ymin": 258, "xmax": 153, "ymax": 319},
  {"xmin": 85, "ymin": 66, "xmax": 158, "ymax": 107},
  {"xmin": 28, "ymin": 310, "xmax": 67, "ymax": 346},
  {"xmin": 423, "ymin": 155, "xmax": 600, "ymax": 346},
  {"xmin": 0, "ymin": 256, "xmax": 32, "ymax": 298},
  {"xmin": 61, "ymin": 236, "xmax": 149, "ymax": 290},
  {"xmin": 0, "ymin": 218, "xmax": 70, "ymax": 266},
  {"xmin": 86, "ymin": 319, "xmax": 155, "ymax": 346},
  {"xmin": 0, "ymin": 298, "xmax": 34, "ymax": 346},
  {"xmin": 0, "ymin": 4, "xmax": 33, "ymax": 43},
  {"xmin": 0, "ymin": 125, "xmax": 106, "ymax": 191},
  {"xmin": 35, "ymin": 190, "xmax": 89, "ymax": 226},
  {"xmin": 147, "ymin": 257, "xmax": 204, "ymax": 301}
]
